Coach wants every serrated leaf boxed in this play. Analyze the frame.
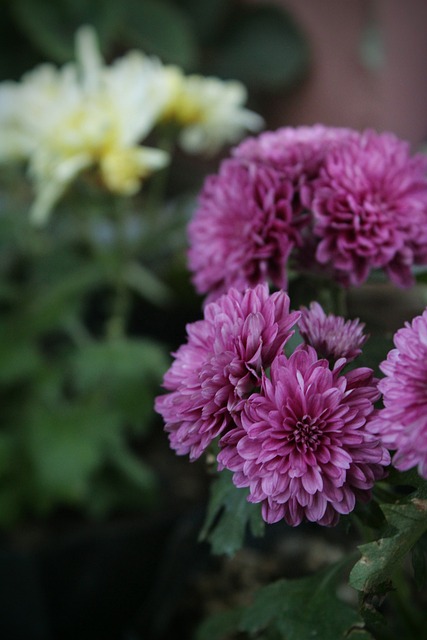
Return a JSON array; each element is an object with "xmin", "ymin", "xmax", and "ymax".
[
  {"xmin": 350, "ymin": 481, "xmax": 427, "ymax": 592},
  {"xmin": 210, "ymin": 5, "xmax": 308, "ymax": 90},
  {"xmin": 199, "ymin": 469, "xmax": 265, "ymax": 556},
  {"xmin": 197, "ymin": 560, "xmax": 365, "ymax": 640}
]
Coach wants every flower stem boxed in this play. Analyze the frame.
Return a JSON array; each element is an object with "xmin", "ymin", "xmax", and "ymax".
[
  {"xmin": 144, "ymin": 129, "xmax": 175, "ymax": 213},
  {"xmin": 330, "ymin": 284, "xmax": 348, "ymax": 317},
  {"xmin": 389, "ymin": 563, "xmax": 425, "ymax": 637},
  {"xmin": 106, "ymin": 197, "xmax": 132, "ymax": 341}
]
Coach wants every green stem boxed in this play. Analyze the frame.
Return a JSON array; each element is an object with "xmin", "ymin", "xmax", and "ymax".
[
  {"xmin": 349, "ymin": 511, "xmax": 377, "ymax": 544},
  {"xmin": 65, "ymin": 317, "xmax": 93, "ymax": 348},
  {"xmin": 296, "ymin": 273, "xmax": 348, "ymax": 318},
  {"xmin": 389, "ymin": 563, "xmax": 425, "ymax": 637},
  {"xmin": 106, "ymin": 197, "xmax": 132, "ymax": 341},
  {"xmin": 144, "ymin": 130, "xmax": 175, "ymax": 213},
  {"xmin": 330, "ymin": 284, "xmax": 347, "ymax": 317},
  {"xmin": 107, "ymin": 279, "xmax": 129, "ymax": 340}
]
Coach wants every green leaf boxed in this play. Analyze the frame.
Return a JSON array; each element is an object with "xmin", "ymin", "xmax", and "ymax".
[
  {"xmin": 29, "ymin": 261, "xmax": 106, "ymax": 331},
  {"xmin": 26, "ymin": 401, "xmax": 121, "ymax": 506},
  {"xmin": 411, "ymin": 539, "xmax": 427, "ymax": 589},
  {"xmin": 0, "ymin": 321, "xmax": 41, "ymax": 383},
  {"xmin": 175, "ymin": 0, "xmax": 229, "ymax": 43},
  {"xmin": 351, "ymin": 332, "xmax": 393, "ymax": 372},
  {"xmin": 350, "ymin": 481, "xmax": 427, "ymax": 592},
  {"xmin": 11, "ymin": 0, "xmax": 121, "ymax": 62},
  {"xmin": 284, "ymin": 325, "xmax": 304, "ymax": 356},
  {"xmin": 124, "ymin": 261, "xmax": 173, "ymax": 307},
  {"xmin": 84, "ymin": 467, "xmax": 156, "ymax": 517},
  {"xmin": 197, "ymin": 560, "xmax": 365, "ymax": 640},
  {"xmin": 357, "ymin": 590, "xmax": 389, "ymax": 638},
  {"xmin": 121, "ymin": 0, "xmax": 198, "ymax": 68},
  {"xmin": 0, "ymin": 4, "xmax": 43, "ymax": 80},
  {"xmin": 0, "ymin": 484, "xmax": 24, "ymax": 527},
  {"xmin": 198, "ymin": 469, "xmax": 265, "ymax": 556},
  {"xmin": 107, "ymin": 437, "xmax": 156, "ymax": 493},
  {"xmin": 415, "ymin": 267, "xmax": 427, "ymax": 285},
  {"xmin": 73, "ymin": 337, "xmax": 167, "ymax": 387},
  {"xmin": 209, "ymin": 5, "xmax": 308, "ymax": 89},
  {"xmin": 386, "ymin": 466, "xmax": 425, "ymax": 490},
  {"xmin": 346, "ymin": 630, "xmax": 375, "ymax": 640},
  {"xmin": 0, "ymin": 433, "xmax": 13, "ymax": 471},
  {"xmin": 72, "ymin": 337, "xmax": 168, "ymax": 430},
  {"xmin": 195, "ymin": 608, "xmax": 244, "ymax": 640}
]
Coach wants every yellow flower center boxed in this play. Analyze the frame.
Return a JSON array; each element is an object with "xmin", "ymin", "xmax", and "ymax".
[{"xmin": 100, "ymin": 148, "xmax": 148, "ymax": 195}]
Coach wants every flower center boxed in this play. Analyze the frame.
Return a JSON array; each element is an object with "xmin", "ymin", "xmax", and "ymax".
[{"xmin": 291, "ymin": 414, "xmax": 324, "ymax": 452}]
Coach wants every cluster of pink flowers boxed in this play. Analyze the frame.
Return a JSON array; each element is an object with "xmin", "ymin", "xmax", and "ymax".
[
  {"xmin": 188, "ymin": 126, "xmax": 427, "ymax": 300},
  {"xmin": 155, "ymin": 285, "xmax": 390, "ymax": 527},
  {"xmin": 157, "ymin": 124, "xmax": 427, "ymax": 530}
]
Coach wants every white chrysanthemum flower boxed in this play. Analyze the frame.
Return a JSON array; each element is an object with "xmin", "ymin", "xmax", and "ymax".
[
  {"xmin": 162, "ymin": 66, "xmax": 264, "ymax": 155},
  {"xmin": 0, "ymin": 26, "xmax": 171, "ymax": 224}
]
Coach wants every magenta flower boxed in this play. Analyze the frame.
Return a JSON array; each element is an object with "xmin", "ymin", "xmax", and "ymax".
[
  {"xmin": 188, "ymin": 126, "xmax": 354, "ymax": 302},
  {"xmin": 310, "ymin": 129, "xmax": 427, "ymax": 287},
  {"xmin": 369, "ymin": 308, "xmax": 427, "ymax": 478},
  {"xmin": 187, "ymin": 158, "xmax": 303, "ymax": 302},
  {"xmin": 234, "ymin": 124, "xmax": 352, "ymax": 199},
  {"xmin": 155, "ymin": 284, "xmax": 300, "ymax": 460},
  {"xmin": 299, "ymin": 301, "xmax": 367, "ymax": 363},
  {"xmin": 218, "ymin": 346, "xmax": 390, "ymax": 527}
]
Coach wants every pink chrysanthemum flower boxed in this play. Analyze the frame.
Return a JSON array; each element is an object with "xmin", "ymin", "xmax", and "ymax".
[
  {"xmin": 310, "ymin": 129, "xmax": 427, "ymax": 287},
  {"xmin": 299, "ymin": 301, "xmax": 367, "ymax": 363},
  {"xmin": 369, "ymin": 308, "xmax": 427, "ymax": 478},
  {"xmin": 155, "ymin": 284, "xmax": 300, "ymax": 460},
  {"xmin": 218, "ymin": 346, "xmax": 390, "ymax": 527},
  {"xmin": 234, "ymin": 124, "xmax": 352, "ymax": 198},
  {"xmin": 187, "ymin": 158, "xmax": 304, "ymax": 302},
  {"xmin": 188, "ymin": 126, "xmax": 355, "ymax": 302}
]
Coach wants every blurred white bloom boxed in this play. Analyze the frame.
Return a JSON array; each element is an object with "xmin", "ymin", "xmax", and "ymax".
[
  {"xmin": 0, "ymin": 25, "xmax": 170, "ymax": 224},
  {"xmin": 162, "ymin": 66, "xmax": 264, "ymax": 155}
]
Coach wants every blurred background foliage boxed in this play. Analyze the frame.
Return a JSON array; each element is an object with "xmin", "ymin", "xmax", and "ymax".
[
  {"xmin": 0, "ymin": 0, "xmax": 309, "ymax": 91},
  {"xmin": 0, "ymin": 0, "xmax": 308, "ymax": 529}
]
